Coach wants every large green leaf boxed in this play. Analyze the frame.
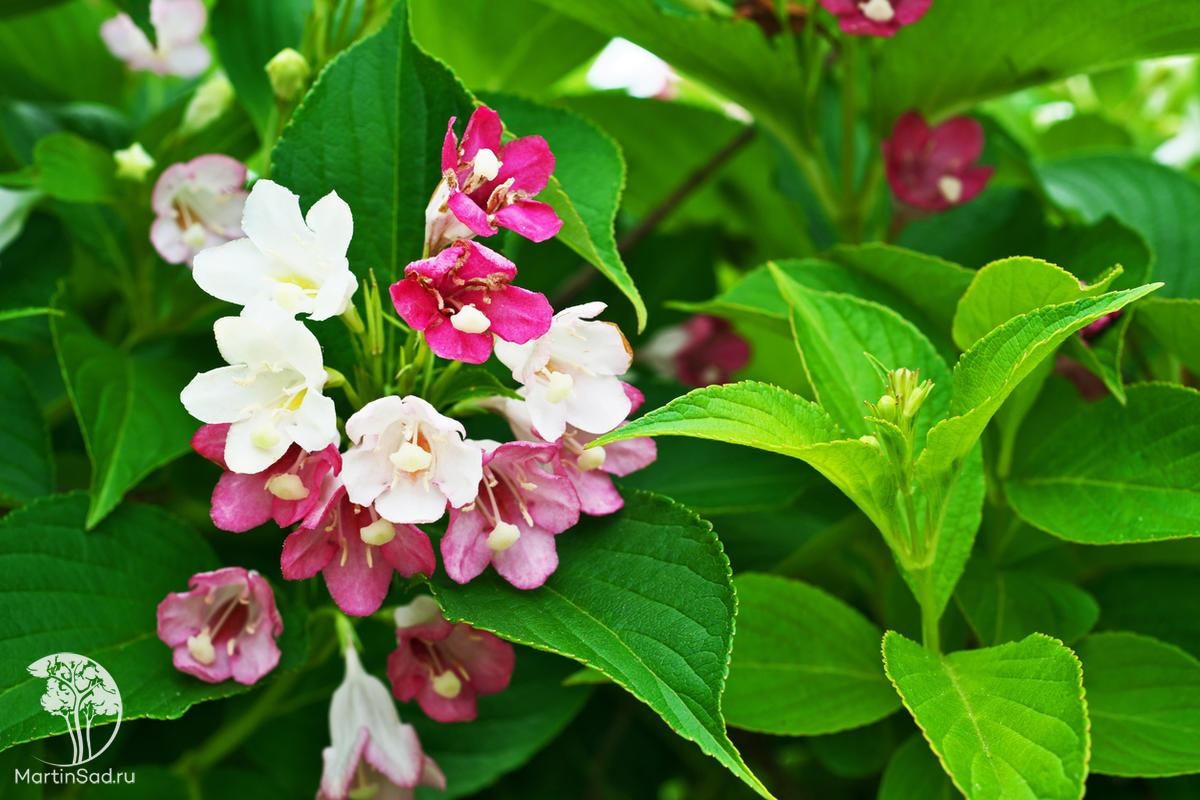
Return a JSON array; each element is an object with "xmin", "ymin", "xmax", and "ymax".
[
  {"xmin": 877, "ymin": 0, "xmax": 1200, "ymax": 120},
  {"xmin": 882, "ymin": 631, "xmax": 1089, "ymax": 800},
  {"xmin": 0, "ymin": 1, "xmax": 126, "ymax": 104},
  {"xmin": 1088, "ymin": 567, "xmax": 1200, "ymax": 658},
  {"xmin": 431, "ymin": 491, "xmax": 773, "ymax": 799},
  {"xmin": 0, "ymin": 494, "xmax": 300, "ymax": 752},
  {"xmin": 1076, "ymin": 632, "xmax": 1200, "ymax": 777},
  {"xmin": 271, "ymin": 1, "xmax": 474, "ymax": 282},
  {"xmin": 477, "ymin": 93, "xmax": 646, "ymax": 330},
  {"xmin": 51, "ymin": 312, "xmax": 195, "ymax": 529},
  {"xmin": 1040, "ymin": 155, "xmax": 1200, "ymax": 299},
  {"xmin": 723, "ymin": 574, "xmax": 898, "ymax": 736},
  {"xmin": 0, "ymin": 354, "xmax": 52, "ymax": 504},
  {"xmin": 32, "ymin": 132, "xmax": 116, "ymax": 203},
  {"xmin": 955, "ymin": 558, "xmax": 1099, "ymax": 646},
  {"xmin": 1137, "ymin": 298, "xmax": 1200, "ymax": 375},
  {"xmin": 1006, "ymin": 384, "xmax": 1200, "ymax": 544},
  {"xmin": 878, "ymin": 735, "xmax": 955, "ymax": 800}
]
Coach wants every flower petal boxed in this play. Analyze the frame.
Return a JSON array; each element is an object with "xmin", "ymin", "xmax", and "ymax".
[
  {"xmin": 483, "ymin": 284, "xmax": 553, "ymax": 344},
  {"xmin": 210, "ymin": 470, "xmax": 272, "ymax": 532},
  {"xmin": 440, "ymin": 509, "xmax": 492, "ymax": 585},
  {"xmin": 493, "ymin": 199, "xmax": 562, "ymax": 242},
  {"xmin": 492, "ymin": 527, "xmax": 558, "ymax": 589}
]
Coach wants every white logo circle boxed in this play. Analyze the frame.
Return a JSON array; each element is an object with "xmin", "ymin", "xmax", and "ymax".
[{"xmin": 26, "ymin": 653, "xmax": 123, "ymax": 767}]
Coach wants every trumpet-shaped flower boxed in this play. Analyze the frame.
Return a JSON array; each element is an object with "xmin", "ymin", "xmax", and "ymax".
[
  {"xmin": 386, "ymin": 595, "xmax": 515, "ymax": 723},
  {"xmin": 281, "ymin": 479, "xmax": 435, "ymax": 617},
  {"xmin": 883, "ymin": 112, "xmax": 994, "ymax": 212},
  {"xmin": 441, "ymin": 440, "xmax": 580, "ymax": 589},
  {"xmin": 494, "ymin": 302, "xmax": 633, "ymax": 441},
  {"xmin": 193, "ymin": 179, "xmax": 357, "ymax": 320},
  {"xmin": 820, "ymin": 0, "xmax": 932, "ymax": 37},
  {"xmin": 192, "ymin": 423, "xmax": 341, "ymax": 532},
  {"xmin": 318, "ymin": 646, "xmax": 445, "ymax": 800},
  {"xmin": 100, "ymin": 0, "xmax": 211, "ymax": 78},
  {"xmin": 156, "ymin": 567, "xmax": 283, "ymax": 685},
  {"xmin": 150, "ymin": 154, "xmax": 246, "ymax": 265},
  {"xmin": 180, "ymin": 303, "xmax": 338, "ymax": 474},
  {"xmin": 390, "ymin": 240, "xmax": 552, "ymax": 364},
  {"xmin": 341, "ymin": 396, "xmax": 482, "ymax": 525},
  {"xmin": 424, "ymin": 106, "xmax": 562, "ymax": 254}
]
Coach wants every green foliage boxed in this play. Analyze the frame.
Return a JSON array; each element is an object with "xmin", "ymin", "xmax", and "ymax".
[
  {"xmin": 0, "ymin": 354, "xmax": 52, "ymax": 503},
  {"xmin": 955, "ymin": 557, "xmax": 1099, "ymax": 646},
  {"xmin": 878, "ymin": 735, "xmax": 955, "ymax": 800}
]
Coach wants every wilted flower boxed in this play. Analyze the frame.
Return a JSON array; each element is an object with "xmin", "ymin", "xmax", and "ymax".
[
  {"xmin": 341, "ymin": 396, "xmax": 483, "ymax": 525},
  {"xmin": 441, "ymin": 440, "xmax": 580, "ymax": 589},
  {"xmin": 425, "ymin": 106, "xmax": 562, "ymax": 254},
  {"xmin": 100, "ymin": 0, "xmax": 211, "ymax": 78},
  {"xmin": 819, "ymin": 0, "xmax": 932, "ymax": 37},
  {"xmin": 150, "ymin": 154, "xmax": 247, "ymax": 265},
  {"xmin": 494, "ymin": 302, "xmax": 633, "ymax": 441},
  {"xmin": 390, "ymin": 240, "xmax": 552, "ymax": 364},
  {"xmin": 180, "ymin": 303, "xmax": 339, "ymax": 474},
  {"xmin": 386, "ymin": 595, "xmax": 515, "ymax": 723},
  {"xmin": 193, "ymin": 179, "xmax": 358, "ymax": 320},
  {"xmin": 883, "ymin": 111, "xmax": 994, "ymax": 212},
  {"xmin": 281, "ymin": 480, "xmax": 435, "ymax": 617},
  {"xmin": 640, "ymin": 314, "xmax": 751, "ymax": 387},
  {"xmin": 318, "ymin": 645, "xmax": 444, "ymax": 800},
  {"xmin": 191, "ymin": 423, "xmax": 340, "ymax": 533},
  {"xmin": 156, "ymin": 567, "xmax": 283, "ymax": 685}
]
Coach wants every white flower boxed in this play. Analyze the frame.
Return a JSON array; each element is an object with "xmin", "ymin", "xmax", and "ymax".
[
  {"xmin": 341, "ymin": 396, "xmax": 482, "ymax": 525},
  {"xmin": 180, "ymin": 303, "xmax": 338, "ymax": 473},
  {"xmin": 100, "ymin": 0, "xmax": 211, "ymax": 78},
  {"xmin": 193, "ymin": 180, "xmax": 358, "ymax": 321},
  {"xmin": 150, "ymin": 154, "xmax": 247, "ymax": 265},
  {"xmin": 494, "ymin": 302, "xmax": 633, "ymax": 440}
]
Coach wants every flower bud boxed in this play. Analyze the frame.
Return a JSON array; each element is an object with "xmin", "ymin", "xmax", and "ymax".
[
  {"xmin": 266, "ymin": 48, "xmax": 311, "ymax": 103},
  {"xmin": 875, "ymin": 394, "xmax": 898, "ymax": 420},
  {"xmin": 113, "ymin": 142, "xmax": 155, "ymax": 182},
  {"xmin": 181, "ymin": 73, "xmax": 234, "ymax": 135}
]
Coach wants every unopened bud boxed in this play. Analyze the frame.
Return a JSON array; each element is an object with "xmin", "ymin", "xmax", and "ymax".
[
  {"xmin": 875, "ymin": 394, "xmax": 897, "ymax": 419},
  {"xmin": 266, "ymin": 48, "xmax": 311, "ymax": 103},
  {"xmin": 902, "ymin": 381, "xmax": 933, "ymax": 420},
  {"xmin": 113, "ymin": 142, "xmax": 155, "ymax": 182},
  {"xmin": 859, "ymin": 435, "xmax": 879, "ymax": 447},
  {"xmin": 181, "ymin": 72, "xmax": 234, "ymax": 134}
]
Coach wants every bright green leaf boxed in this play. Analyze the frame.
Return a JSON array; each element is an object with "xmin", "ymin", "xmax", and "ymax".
[{"xmin": 34, "ymin": 132, "xmax": 115, "ymax": 203}]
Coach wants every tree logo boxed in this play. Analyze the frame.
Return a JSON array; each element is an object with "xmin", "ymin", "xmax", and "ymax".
[{"xmin": 26, "ymin": 653, "xmax": 123, "ymax": 766}]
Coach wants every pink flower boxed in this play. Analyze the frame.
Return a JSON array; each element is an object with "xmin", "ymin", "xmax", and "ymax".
[
  {"xmin": 441, "ymin": 440, "xmax": 580, "ymax": 590},
  {"xmin": 820, "ymin": 0, "xmax": 932, "ymax": 37},
  {"xmin": 492, "ymin": 389, "xmax": 657, "ymax": 516},
  {"xmin": 100, "ymin": 0, "xmax": 211, "ymax": 78},
  {"xmin": 883, "ymin": 112, "xmax": 994, "ymax": 212},
  {"xmin": 641, "ymin": 315, "xmax": 751, "ymax": 387},
  {"xmin": 318, "ymin": 645, "xmax": 444, "ymax": 800},
  {"xmin": 424, "ymin": 106, "xmax": 562, "ymax": 254},
  {"xmin": 192, "ymin": 423, "xmax": 340, "ymax": 533},
  {"xmin": 1080, "ymin": 311, "xmax": 1122, "ymax": 345},
  {"xmin": 385, "ymin": 595, "xmax": 515, "ymax": 723},
  {"xmin": 156, "ymin": 567, "xmax": 283, "ymax": 685},
  {"xmin": 390, "ymin": 240, "xmax": 552, "ymax": 364},
  {"xmin": 282, "ymin": 480, "xmax": 436, "ymax": 617},
  {"xmin": 150, "ymin": 154, "xmax": 247, "ymax": 264}
]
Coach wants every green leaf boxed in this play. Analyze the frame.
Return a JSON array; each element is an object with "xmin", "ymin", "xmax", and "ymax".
[
  {"xmin": 591, "ymin": 382, "xmax": 892, "ymax": 533},
  {"xmin": 0, "ymin": 1, "xmax": 126, "ymax": 104},
  {"xmin": 0, "ymin": 354, "xmax": 52, "ymax": 504},
  {"xmin": 877, "ymin": 0, "xmax": 1200, "ymax": 120},
  {"xmin": 0, "ymin": 494, "xmax": 280, "ymax": 751},
  {"xmin": 878, "ymin": 735, "xmax": 956, "ymax": 800},
  {"xmin": 271, "ymin": 1, "xmax": 473, "ymax": 282},
  {"xmin": 431, "ymin": 491, "xmax": 774, "ymax": 799},
  {"xmin": 33, "ymin": 132, "xmax": 115, "ymax": 203},
  {"xmin": 1076, "ymin": 632, "xmax": 1200, "ymax": 777},
  {"xmin": 723, "ymin": 574, "xmax": 899, "ymax": 736},
  {"xmin": 955, "ymin": 558, "xmax": 1099, "ymax": 646},
  {"xmin": 1006, "ymin": 384, "xmax": 1200, "ymax": 544},
  {"xmin": 481, "ymin": 93, "xmax": 646, "ymax": 331},
  {"xmin": 882, "ymin": 631, "xmax": 1089, "ymax": 800},
  {"xmin": 916, "ymin": 285, "xmax": 1160, "ymax": 484},
  {"xmin": 0, "ymin": 306, "xmax": 60, "ymax": 323},
  {"xmin": 1088, "ymin": 567, "xmax": 1200, "ymax": 658},
  {"xmin": 51, "ymin": 312, "xmax": 196, "ymax": 529},
  {"xmin": 413, "ymin": 650, "xmax": 591, "ymax": 799},
  {"xmin": 212, "ymin": 0, "xmax": 311, "ymax": 136},
  {"xmin": 426, "ymin": 364, "xmax": 519, "ymax": 413},
  {"xmin": 1137, "ymin": 298, "xmax": 1200, "ymax": 375},
  {"xmin": 1040, "ymin": 155, "xmax": 1200, "ymax": 299}
]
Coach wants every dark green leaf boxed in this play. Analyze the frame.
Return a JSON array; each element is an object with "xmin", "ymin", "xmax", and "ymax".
[{"xmin": 0, "ymin": 354, "xmax": 52, "ymax": 504}]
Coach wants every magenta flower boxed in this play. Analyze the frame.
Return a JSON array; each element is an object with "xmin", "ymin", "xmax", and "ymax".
[
  {"xmin": 390, "ymin": 240, "xmax": 552, "ymax": 364},
  {"xmin": 441, "ymin": 440, "xmax": 580, "ymax": 590},
  {"xmin": 424, "ymin": 106, "xmax": 562, "ymax": 254},
  {"xmin": 150, "ymin": 154, "xmax": 247, "ymax": 264},
  {"xmin": 318, "ymin": 645, "xmax": 445, "ymax": 800},
  {"xmin": 641, "ymin": 315, "xmax": 751, "ymax": 387},
  {"xmin": 192, "ymin": 423, "xmax": 340, "ymax": 533},
  {"xmin": 1081, "ymin": 311, "xmax": 1122, "ymax": 344},
  {"xmin": 281, "ymin": 480, "xmax": 436, "ymax": 617},
  {"xmin": 883, "ymin": 112, "xmax": 994, "ymax": 212},
  {"xmin": 820, "ymin": 0, "xmax": 932, "ymax": 37},
  {"xmin": 156, "ymin": 567, "xmax": 283, "ymax": 685},
  {"xmin": 385, "ymin": 595, "xmax": 515, "ymax": 723}
]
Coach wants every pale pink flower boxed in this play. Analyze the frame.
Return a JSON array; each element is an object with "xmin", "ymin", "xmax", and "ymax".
[
  {"xmin": 150, "ymin": 154, "xmax": 246, "ymax": 265},
  {"xmin": 883, "ymin": 111, "xmax": 994, "ymax": 212},
  {"xmin": 100, "ymin": 0, "xmax": 211, "ymax": 78},
  {"xmin": 386, "ymin": 595, "xmax": 515, "ymax": 723},
  {"xmin": 156, "ymin": 567, "xmax": 283, "ymax": 685},
  {"xmin": 820, "ymin": 0, "xmax": 932, "ymax": 37},
  {"xmin": 390, "ymin": 240, "xmax": 551, "ymax": 364},
  {"xmin": 318, "ymin": 646, "xmax": 444, "ymax": 800}
]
